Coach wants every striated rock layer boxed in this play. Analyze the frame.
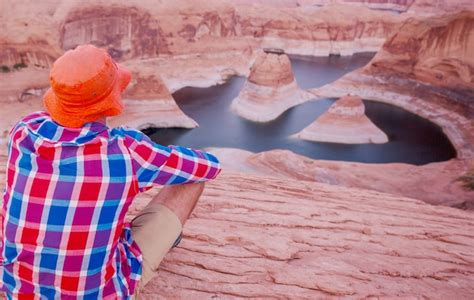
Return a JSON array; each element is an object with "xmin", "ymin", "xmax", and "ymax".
[
  {"xmin": 0, "ymin": 0, "xmax": 404, "ymax": 68},
  {"xmin": 232, "ymin": 0, "xmax": 415, "ymax": 12},
  {"xmin": 295, "ymin": 95, "xmax": 388, "ymax": 144},
  {"xmin": 132, "ymin": 172, "xmax": 474, "ymax": 298},
  {"xmin": 212, "ymin": 148, "xmax": 474, "ymax": 210},
  {"xmin": 231, "ymin": 51, "xmax": 314, "ymax": 122},
  {"xmin": 108, "ymin": 73, "xmax": 197, "ymax": 129},
  {"xmin": 369, "ymin": 10, "xmax": 474, "ymax": 92}
]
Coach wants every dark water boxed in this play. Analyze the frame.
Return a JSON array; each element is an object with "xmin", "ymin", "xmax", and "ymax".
[{"xmin": 147, "ymin": 54, "xmax": 456, "ymax": 165}]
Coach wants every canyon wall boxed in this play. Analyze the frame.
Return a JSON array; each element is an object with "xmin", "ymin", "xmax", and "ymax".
[
  {"xmin": 312, "ymin": 11, "xmax": 474, "ymax": 159},
  {"xmin": 231, "ymin": 0, "xmax": 415, "ymax": 12},
  {"xmin": 369, "ymin": 11, "xmax": 474, "ymax": 93},
  {"xmin": 60, "ymin": 6, "xmax": 171, "ymax": 60},
  {"xmin": 0, "ymin": 0, "xmax": 403, "ymax": 67}
]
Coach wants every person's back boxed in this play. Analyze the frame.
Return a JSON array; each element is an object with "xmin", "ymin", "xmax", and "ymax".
[{"xmin": 0, "ymin": 45, "xmax": 221, "ymax": 299}]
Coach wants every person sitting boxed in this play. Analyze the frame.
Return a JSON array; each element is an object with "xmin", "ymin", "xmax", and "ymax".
[{"xmin": 0, "ymin": 44, "xmax": 222, "ymax": 299}]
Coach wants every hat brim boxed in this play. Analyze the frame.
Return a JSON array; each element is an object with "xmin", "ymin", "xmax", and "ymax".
[{"xmin": 43, "ymin": 63, "xmax": 131, "ymax": 128}]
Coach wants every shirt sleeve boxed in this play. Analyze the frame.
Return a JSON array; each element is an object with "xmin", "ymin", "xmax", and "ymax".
[{"xmin": 121, "ymin": 128, "xmax": 222, "ymax": 191}]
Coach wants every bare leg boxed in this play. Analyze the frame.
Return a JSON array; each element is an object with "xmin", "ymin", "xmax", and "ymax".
[{"xmin": 131, "ymin": 182, "xmax": 205, "ymax": 295}]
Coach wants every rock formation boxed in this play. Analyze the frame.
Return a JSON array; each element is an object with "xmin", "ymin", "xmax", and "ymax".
[
  {"xmin": 0, "ymin": 146, "xmax": 473, "ymax": 299},
  {"xmin": 407, "ymin": 0, "xmax": 474, "ymax": 16},
  {"xmin": 294, "ymin": 95, "xmax": 388, "ymax": 144},
  {"xmin": 0, "ymin": 0, "xmax": 404, "ymax": 68},
  {"xmin": 211, "ymin": 148, "xmax": 474, "ymax": 209},
  {"xmin": 0, "ymin": 68, "xmax": 49, "ymax": 140},
  {"xmin": 369, "ymin": 10, "xmax": 474, "ymax": 92},
  {"xmin": 137, "ymin": 173, "xmax": 474, "ymax": 298},
  {"xmin": 232, "ymin": 0, "xmax": 415, "ymax": 12},
  {"xmin": 231, "ymin": 50, "xmax": 314, "ymax": 122},
  {"xmin": 311, "ymin": 11, "xmax": 474, "ymax": 159},
  {"xmin": 107, "ymin": 73, "xmax": 197, "ymax": 129}
]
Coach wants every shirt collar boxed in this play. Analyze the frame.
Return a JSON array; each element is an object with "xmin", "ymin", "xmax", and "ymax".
[{"xmin": 26, "ymin": 112, "xmax": 110, "ymax": 144}]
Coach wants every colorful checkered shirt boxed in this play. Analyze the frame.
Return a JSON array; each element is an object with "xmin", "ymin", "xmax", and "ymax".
[{"xmin": 0, "ymin": 111, "xmax": 221, "ymax": 299}]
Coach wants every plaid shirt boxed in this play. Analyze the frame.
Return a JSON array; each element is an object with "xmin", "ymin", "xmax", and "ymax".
[{"xmin": 0, "ymin": 111, "xmax": 221, "ymax": 299}]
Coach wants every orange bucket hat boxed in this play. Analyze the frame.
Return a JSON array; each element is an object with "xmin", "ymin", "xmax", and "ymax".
[{"xmin": 43, "ymin": 44, "xmax": 131, "ymax": 128}]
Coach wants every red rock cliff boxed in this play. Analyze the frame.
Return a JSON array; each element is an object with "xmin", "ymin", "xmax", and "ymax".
[{"xmin": 369, "ymin": 11, "xmax": 474, "ymax": 91}]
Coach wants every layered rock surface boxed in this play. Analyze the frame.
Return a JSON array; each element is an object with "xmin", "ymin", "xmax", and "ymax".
[
  {"xmin": 232, "ymin": 0, "xmax": 415, "ymax": 12},
  {"xmin": 99, "ymin": 172, "xmax": 474, "ymax": 298},
  {"xmin": 212, "ymin": 148, "xmax": 474, "ymax": 210},
  {"xmin": 0, "ymin": 0, "xmax": 404, "ymax": 68},
  {"xmin": 369, "ymin": 10, "xmax": 474, "ymax": 92},
  {"xmin": 231, "ymin": 51, "xmax": 313, "ymax": 122},
  {"xmin": 1, "ymin": 146, "xmax": 473, "ymax": 299},
  {"xmin": 295, "ymin": 95, "xmax": 388, "ymax": 144},
  {"xmin": 108, "ymin": 73, "xmax": 197, "ymax": 129}
]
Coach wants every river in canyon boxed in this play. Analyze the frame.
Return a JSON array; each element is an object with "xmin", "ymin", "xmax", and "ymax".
[{"xmin": 147, "ymin": 53, "xmax": 456, "ymax": 165}]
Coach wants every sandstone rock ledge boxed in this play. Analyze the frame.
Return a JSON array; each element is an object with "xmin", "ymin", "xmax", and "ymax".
[
  {"xmin": 128, "ymin": 171, "xmax": 474, "ymax": 299},
  {"xmin": 294, "ymin": 95, "xmax": 388, "ymax": 144},
  {"xmin": 231, "ymin": 51, "xmax": 314, "ymax": 122},
  {"xmin": 1, "ymin": 144, "xmax": 473, "ymax": 299}
]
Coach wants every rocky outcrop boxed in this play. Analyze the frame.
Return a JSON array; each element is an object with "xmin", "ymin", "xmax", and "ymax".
[
  {"xmin": 236, "ymin": 3, "xmax": 402, "ymax": 56},
  {"xmin": 294, "ymin": 95, "xmax": 388, "ymax": 144},
  {"xmin": 0, "ymin": 40, "xmax": 58, "ymax": 69},
  {"xmin": 0, "ymin": 68, "xmax": 50, "ymax": 141},
  {"xmin": 407, "ymin": 0, "xmax": 474, "ymax": 16},
  {"xmin": 232, "ymin": 0, "xmax": 415, "ymax": 12},
  {"xmin": 2, "ymin": 144, "xmax": 472, "ymax": 299},
  {"xmin": 310, "ymin": 11, "xmax": 474, "ymax": 159},
  {"xmin": 60, "ymin": 6, "xmax": 171, "ymax": 61},
  {"xmin": 132, "ymin": 171, "xmax": 474, "ymax": 298},
  {"xmin": 212, "ymin": 148, "xmax": 474, "ymax": 209},
  {"xmin": 107, "ymin": 73, "xmax": 197, "ymax": 129},
  {"xmin": 369, "ymin": 10, "xmax": 474, "ymax": 92},
  {"xmin": 231, "ymin": 50, "xmax": 314, "ymax": 122}
]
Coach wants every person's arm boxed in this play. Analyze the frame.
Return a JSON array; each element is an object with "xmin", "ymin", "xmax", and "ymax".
[{"xmin": 121, "ymin": 128, "xmax": 221, "ymax": 191}]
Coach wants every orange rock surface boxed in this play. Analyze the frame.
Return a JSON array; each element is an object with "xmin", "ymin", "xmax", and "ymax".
[{"xmin": 294, "ymin": 95, "xmax": 389, "ymax": 144}]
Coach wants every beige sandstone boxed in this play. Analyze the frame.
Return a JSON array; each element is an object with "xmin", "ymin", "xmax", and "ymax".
[
  {"xmin": 212, "ymin": 148, "xmax": 474, "ymax": 210},
  {"xmin": 294, "ymin": 95, "xmax": 388, "ymax": 144},
  {"xmin": 136, "ymin": 172, "xmax": 474, "ymax": 298},
  {"xmin": 108, "ymin": 72, "xmax": 197, "ymax": 129},
  {"xmin": 231, "ymin": 51, "xmax": 314, "ymax": 122},
  {"xmin": 0, "ymin": 0, "xmax": 404, "ymax": 67}
]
